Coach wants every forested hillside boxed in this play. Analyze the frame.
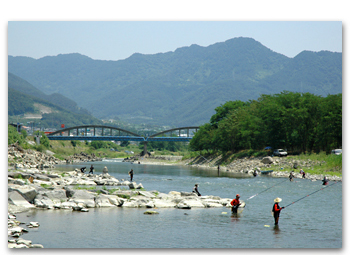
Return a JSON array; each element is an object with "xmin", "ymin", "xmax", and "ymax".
[
  {"xmin": 8, "ymin": 72, "xmax": 91, "ymax": 115},
  {"xmin": 190, "ymin": 91, "xmax": 342, "ymax": 154},
  {"xmin": 8, "ymin": 73, "xmax": 103, "ymax": 128},
  {"xmin": 8, "ymin": 37, "xmax": 342, "ymax": 126}
]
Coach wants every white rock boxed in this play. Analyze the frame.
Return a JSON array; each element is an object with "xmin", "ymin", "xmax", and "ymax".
[
  {"xmin": 95, "ymin": 194, "xmax": 114, "ymax": 207},
  {"xmin": 29, "ymin": 244, "xmax": 44, "ymax": 248},
  {"xmin": 8, "ymin": 191, "xmax": 35, "ymax": 209},
  {"xmin": 16, "ymin": 238, "xmax": 32, "ymax": 246}
]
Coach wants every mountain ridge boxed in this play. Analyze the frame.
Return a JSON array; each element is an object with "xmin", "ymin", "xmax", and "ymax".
[{"xmin": 8, "ymin": 37, "xmax": 342, "ymax": 126}]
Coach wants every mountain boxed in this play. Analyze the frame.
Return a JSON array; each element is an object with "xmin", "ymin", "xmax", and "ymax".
[
  {"xmin": 8, "ymin": 37, "xmax": 342, "ymax": 126},
  {"xmin": 8, "ymin": 72, "xmax": 93, "ymax": 115},
  {"xmin": 8, "ymin": 73, "xmax": 103, "ymax": 128}
]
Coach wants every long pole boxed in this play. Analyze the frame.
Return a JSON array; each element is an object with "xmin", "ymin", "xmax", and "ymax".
[
  {"xmin": 246, "ymin": 179, "xmax": 289, "ymax": 200},
  {"xmin": 284, "ymin": 181, "xmax": 339, "ymax": 208}
]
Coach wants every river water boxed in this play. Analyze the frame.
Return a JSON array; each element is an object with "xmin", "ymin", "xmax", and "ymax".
[{"xmin": 16, "ymin": 159, "xmax": 342, "ymax": 248}]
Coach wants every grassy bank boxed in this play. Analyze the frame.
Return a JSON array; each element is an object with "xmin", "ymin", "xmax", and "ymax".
[
  {"xmin": 182, "ymin": 149, "xmax": 342, "ymax": 177},
  {"xmin": 271, "ymin": 152, "xmax": 342, "ymax": 177}
]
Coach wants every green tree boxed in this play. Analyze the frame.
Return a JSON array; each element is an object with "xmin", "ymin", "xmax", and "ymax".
[
  {"xmin": 8, "ymin": 125, "xmax": 25, "ymax": 145},
  {"xmin": 34, "ymin": 131, "xmax": 50, "ymax": 148},
  {"xmin": 190, "ymin": 91, "xmax": 342, "ymax": 154}
]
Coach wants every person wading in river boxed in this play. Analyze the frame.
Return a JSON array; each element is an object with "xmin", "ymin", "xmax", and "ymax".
[
  {"xmin": 89, "ymin": 165, "xmax": 94, "ymax": 174},
  {"xmin": 289, "ymin": 171, "xmax": 294, "ymax": 181},
  {"xmin": 322, "ymin": 176, "xmax": 329, "ymax": 185},
  {"xmin": 272, "ymin": 197, "xmax": 284, "ymax": 226},
  {"xmin": 231, "ymin": 194, "xmax": 241, "ymax": 214},
  {"xmin": 129, "ymin": 169, "xmax": 134, "ymax": 182}
]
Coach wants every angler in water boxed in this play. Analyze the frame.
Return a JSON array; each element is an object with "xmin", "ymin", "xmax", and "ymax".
[
  {"xmin": 272, "ymin": 197, "xmax": 284, "ymax": 226},
  {"xmin": 231, "ymin": 194, "xmax": 241, "ymax": 214}
]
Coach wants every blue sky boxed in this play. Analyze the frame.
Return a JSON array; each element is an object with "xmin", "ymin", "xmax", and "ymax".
[{"xmin": 8, "ymin": 21, "xmax": 342, "ymax": 61}]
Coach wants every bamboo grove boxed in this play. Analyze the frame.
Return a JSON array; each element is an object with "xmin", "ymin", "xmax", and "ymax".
[{"xmin": 189, "ymin": 91, "xmax": 342, "ymax": 154}]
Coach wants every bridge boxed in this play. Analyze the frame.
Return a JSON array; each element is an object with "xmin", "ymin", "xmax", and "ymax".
[{"xmin": 47, "ymin": 125, "xmax": 199, "ymax": 155}]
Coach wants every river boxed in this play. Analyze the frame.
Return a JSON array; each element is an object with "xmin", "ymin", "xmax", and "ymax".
[{"xmin": 15, "ymin": 159, "xmax": 342, "ymax": 248}]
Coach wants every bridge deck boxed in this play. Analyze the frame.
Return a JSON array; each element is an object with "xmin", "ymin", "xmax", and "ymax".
[{"xmin": 47, "ymin": 136, "xmax": 192, "ymax": 142}]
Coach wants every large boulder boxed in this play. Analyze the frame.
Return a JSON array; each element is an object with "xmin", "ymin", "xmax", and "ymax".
[
  {"xmin": 128, "ymin": 182, "xmax": 137, "ymax": 189},
  {"xmin": 168, "ymin": 191, "xmax": 181, "ymax": 197},
  {"xmin": 33, "ymin": 174, "xmax": 51, "ymax": 181},
  {"xmin": 39, "ymin": 189, "xmax": 67, "ymax": 203},
  {"xmin": 95, "ymin": 194, "xmax": 114, "ymax": 207},
  {"xmin": 8, "ymin": 185, "xmax": 38, "ymax": 203},
  {"xmin": 34, "ymin": 195, "xmax": 54, "ymax": 209},
  {"xmin": 8, "ymin": 178, "xmax": 26, "ymax": 186},
  {"xmin": 180, "ymin": 191, "xmax": 197, "ymax": 197},
  {"xmin": 8, "ymin": 191, "xmax": 35, "ymax": 209},
  {"xmin": 176, "ymin": 202, "xmax": 191, "ymax": 209},
  {"xmin": 179, "ymin": 198, "xmax": 205, "ymax": 208},
  {"xmin": 152, "ymin": 199, "xmax": 177, "ymax": 208},
  {"xmin": 68, "ymin": 190, "xmax": 96, "ymax": 208},
  {"xmin": 261, "ymin": 156, "xmax": 273, "ymax": 164},
  {"xmin": 139, "ymin": 191, "xmax": 156, "ymax": 198},
  {"xmin": 106, "ymin": 195, "xmax": 124, "ymax": 206}
]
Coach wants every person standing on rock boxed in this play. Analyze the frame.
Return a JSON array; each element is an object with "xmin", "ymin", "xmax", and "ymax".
[
  {"xmin": 193, "ymin": 184, "xmax": 201, "ymax": 196},
  {"xmin": 230, "ymin": 194, "xmax": 241, "ymax": 213},
  {"xmin": 89, "ymin": 165, "xmax": 94, "ymax": 174},
  {"xmin": 272, "ymin": 197, "xmax": 284, "ymax": 226},
  {"xmin": 129, "ymin": 169, "xmax": 134, "ymax": 181},
  {"xmin": 300, "ymin": 169, "xmax": 306, "ymax": 178}
]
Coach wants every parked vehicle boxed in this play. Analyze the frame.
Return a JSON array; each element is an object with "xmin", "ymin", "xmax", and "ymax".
[
  {"xmin": 273, "ymin": 149, "xmax": 288, "ymax": 157},
  {"xmin": 331, "ymin": 149, "xmax": 342, "ymax": 155}
]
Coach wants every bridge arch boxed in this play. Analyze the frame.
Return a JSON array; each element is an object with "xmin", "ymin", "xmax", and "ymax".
[
  {"xmin": 48, "ymin": 125, "xmax": 142, "ymax": 138},
  {"xmin": 149, "ymin": 126, "xmax": 199, "ymax": 138}
]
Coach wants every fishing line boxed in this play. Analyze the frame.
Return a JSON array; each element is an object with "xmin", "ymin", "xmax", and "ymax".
[
  {"xmin": 246, "ymin": 179, "xmax": 289, "ymax": 201},
  {"xmin": 284, "ymin": 181, "xmax": 339, "ymax": 208}
]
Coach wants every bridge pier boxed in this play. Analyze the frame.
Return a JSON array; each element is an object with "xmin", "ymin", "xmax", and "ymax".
[{"xmin": 142, "ymin": 141, "xmax": 148, "ymax": 157}]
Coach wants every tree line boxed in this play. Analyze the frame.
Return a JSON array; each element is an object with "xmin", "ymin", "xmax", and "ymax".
[{"xmin": 189, "ymin": 91, "xmax": 342, "ymax": 154}]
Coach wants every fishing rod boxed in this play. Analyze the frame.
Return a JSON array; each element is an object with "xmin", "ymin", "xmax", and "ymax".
[
  {"xmin": 246, "ymin": 178, "xmax": 289, "ymax": 200},
  {"xmin": 284, "ymin": 181, "xmax": 339, "ymax": 208}
]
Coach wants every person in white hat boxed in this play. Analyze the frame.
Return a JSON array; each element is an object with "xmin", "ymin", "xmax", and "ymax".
[{"xmin": 272, "ymin": 197, "xmax": 284, "ymax": 226}]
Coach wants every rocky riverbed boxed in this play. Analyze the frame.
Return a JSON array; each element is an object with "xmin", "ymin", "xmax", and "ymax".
[
  {"xmin": 8, "ymin": 165, "xmax": 239, "ymax": 248},
  {"xmin": 8, "ymin": 143, "xmax": 103, "ymax": 170},
  {"xmin": 7, "ymin": 144, "xmax": 341, "ymax": 248}
]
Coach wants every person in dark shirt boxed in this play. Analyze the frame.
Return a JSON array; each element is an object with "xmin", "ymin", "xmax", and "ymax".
[
  {"xmin": 129, "ymin": 169, "xmax": 134, "ymax": 181},
  {"xmin": 193, "ymin": 184, "xmax": 201, "ymax": 196},
  {"xmin": 272, "ymin": 197, "xmax": 284, "ymax": 225},
  {"xmin": 289, "ymin": 171, "xmax": 294, "ymax": 181},
  {"xmin": 89, "ymin": 165, "xmax": 94, "ymax": 174},
  {"xmin": 322, "ymin": 176, "xmax": 329, "ymax": 185}
]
